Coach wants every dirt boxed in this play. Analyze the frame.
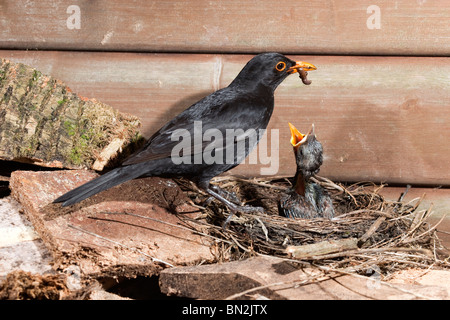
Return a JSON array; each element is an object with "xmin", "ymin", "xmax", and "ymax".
[{"xmin": 0, "ymin": 270, "xmax": 69, "ymax": 300}]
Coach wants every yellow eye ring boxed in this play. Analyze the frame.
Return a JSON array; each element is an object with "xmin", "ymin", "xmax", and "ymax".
[{"xmin": 275, "ymin": 61, "xmax": 286, "ymax": 72}]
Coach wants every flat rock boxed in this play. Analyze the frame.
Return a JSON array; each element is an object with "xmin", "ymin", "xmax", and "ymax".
[
  {"xmin": 9, "ymin": 170, "xmax": 215, "ymax": 278},
  {"xmin": 0, "ymin": 197, "xmax": 53, "ymax": 279},
  {"xmin": 160, "ymin": 256, "xmax": 449, "ymax": 300}
]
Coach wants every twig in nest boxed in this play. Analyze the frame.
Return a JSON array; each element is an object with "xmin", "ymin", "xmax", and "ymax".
[
  {"xmin": 398, "ymin": 184, "xmax": 412, "ymax": 202},
  {"xmin": 358, "ymin": 216, "xmax": 386, "ymax": 247},
  {"xmin": 335, "ymin": 209, "xmax": 394, "ymax": 219},
  {"xmin": 403, "ymin": 214, "xmax": 447, "ymax": 246},
  {"xmin": 212, "ymin": 176, "xmax": 288, "ymax": 190},
  {"xmin": 254, "ymin": 216, "xmax": 269, "ymax": 242},
  {"xmin": 286, "ymin": 238, "xmax": 359, "ymax": 259},
  {"xmin": 311, "ymin": 176, "xmax": 344, "ymax": 192},
  {"xmin": 229, "ymin": 234, "xmax": 252, "ymax": 253}
]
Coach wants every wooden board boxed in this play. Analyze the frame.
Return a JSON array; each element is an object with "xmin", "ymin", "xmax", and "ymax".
[
  {"xmin": 0, "ymin": 0, "xmax": 448, "ymax": 55},
  {"xmin": 0, "ymin": 50, "xmax": 449, "ymax": 185}
]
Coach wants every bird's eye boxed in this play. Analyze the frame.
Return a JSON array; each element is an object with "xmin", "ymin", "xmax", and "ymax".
[{"xmin": 275, "ymin": 61, "xmax": 286, "ymax": 72}]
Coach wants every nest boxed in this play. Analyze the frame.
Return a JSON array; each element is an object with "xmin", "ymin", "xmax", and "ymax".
[{"xmin": 177, "ymin": 176, "xmax": 450, "ymax": 279}]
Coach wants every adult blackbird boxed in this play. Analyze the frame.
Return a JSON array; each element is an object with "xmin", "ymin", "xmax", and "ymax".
[
  {"xmin": 278, "ymin": 123, "xmax": 334, "ymax": 219},
  {"xmin": 54, "ymin": 53, "xmax": 316, "ymax": 225}
]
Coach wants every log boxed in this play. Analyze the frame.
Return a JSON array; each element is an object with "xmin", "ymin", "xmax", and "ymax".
[
  {"xmin": 0, "ymin": 58, "xmax": 142, "ymax": 170},
  {"xmin": 358, "ymin": 217, "xmax": 386, "ymax": 247}
]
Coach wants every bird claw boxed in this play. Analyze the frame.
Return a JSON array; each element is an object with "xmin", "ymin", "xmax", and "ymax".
[
  {"xmin": 202, "ymin": 196, "xmax": 215, "ymax": 207},
  {"xmin": 222, "ymin": 205, "xmax": 265, "ymax": 229},
  {"xmin": 209, "ymin": 185, "xmax": 241, "ymax": 205},
  {"xmin": 234, "ymin": 205, "xmax": 265, "ymax": 214},
  {"xmin": 202, "ymin": 189, "xmax": 241, "ymax": 207}
]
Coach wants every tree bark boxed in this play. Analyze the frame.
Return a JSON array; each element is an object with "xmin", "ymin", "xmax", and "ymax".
[{"xmin": 0, "ymin": 58, "xmax": 142, "ymax": 170}]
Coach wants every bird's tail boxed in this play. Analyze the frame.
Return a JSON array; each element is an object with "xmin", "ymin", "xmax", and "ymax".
[{"xmin": 53, "ymin": 164, "xmax": 148, "ymax": 207}]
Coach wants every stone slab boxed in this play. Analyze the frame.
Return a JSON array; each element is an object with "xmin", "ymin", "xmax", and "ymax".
[{"xmin": 9, "ymin": 170, "xmax": 215, "ymax": 277}]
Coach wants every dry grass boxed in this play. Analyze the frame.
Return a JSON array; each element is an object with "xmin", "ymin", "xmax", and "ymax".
[{"xmin": 177, "ymin": 175, "xmax": 450, "ymax": 278}]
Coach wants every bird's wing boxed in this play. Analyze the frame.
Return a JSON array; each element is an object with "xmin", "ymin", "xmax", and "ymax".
[{"xmin": 122, "ymin": 90, "xmax": 269, "ymax": 166}]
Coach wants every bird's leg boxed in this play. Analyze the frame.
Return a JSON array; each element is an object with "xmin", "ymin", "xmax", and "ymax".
[
  {"xmin": 198, "ymin": 181, "xmax": 264, "ymax": 228},
  {"xmin": 206, "ymin": 187, "xmax": 264, "ymax": 228},
  {"xmin": 209, "ymin": 184, "xmax": 241, "ymax": 204},
  {"xmin": 201, "ymin": 184, "xmax": 241, "ymax": 207}
]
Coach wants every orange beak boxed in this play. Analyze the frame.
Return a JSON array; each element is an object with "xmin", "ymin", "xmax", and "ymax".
[
  {"xmin": 289, "ymin": 122, "xmax": 305, "ymax": 147},
  {"xmin": 288, "ymin": 123, "xmax": 314, "ymax": 149},
  {"xmin": 287, "ymin": 61, "xmax": 317, "ymax": 74}
]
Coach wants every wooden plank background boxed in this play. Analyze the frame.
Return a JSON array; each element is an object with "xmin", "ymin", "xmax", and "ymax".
[
  {"xmin": 0, "ymin": 0, "xmax": 449, "ymax": 55},
  {"xmin": 0, "ymin": 1, "xmax": 449, "ymax": 186},
  {"xmin": 2, "ymin": 50, "xmax": 449, "ymax": 185}
]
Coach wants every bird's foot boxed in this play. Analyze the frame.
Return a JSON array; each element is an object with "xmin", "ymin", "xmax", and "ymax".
[
  {"xmin": 222, "ymin": 204, "xmax": 264, "ymax": 229},
  {"xmin": 209, "ymin": 185, "xmax": 241, "ymax": 204},
  {"xmin": 202, "ymin": 185, "xmax": 241, "ymax": 207},
  {"xmin": 234, "ymin": 204, "xmax": 264, "ymax": 214},
  {"xmin": 198, "ymin": 182, "xmax": 265, "ymax": 229}
]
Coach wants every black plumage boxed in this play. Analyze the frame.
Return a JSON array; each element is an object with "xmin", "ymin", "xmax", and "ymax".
[
  {"xmin": 278, "ymin": 123, "xmax": 335, "ymax": 219},
  {"xmin": 54, "ymin": 53, "xmax": 316, "ymax": 225}
]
